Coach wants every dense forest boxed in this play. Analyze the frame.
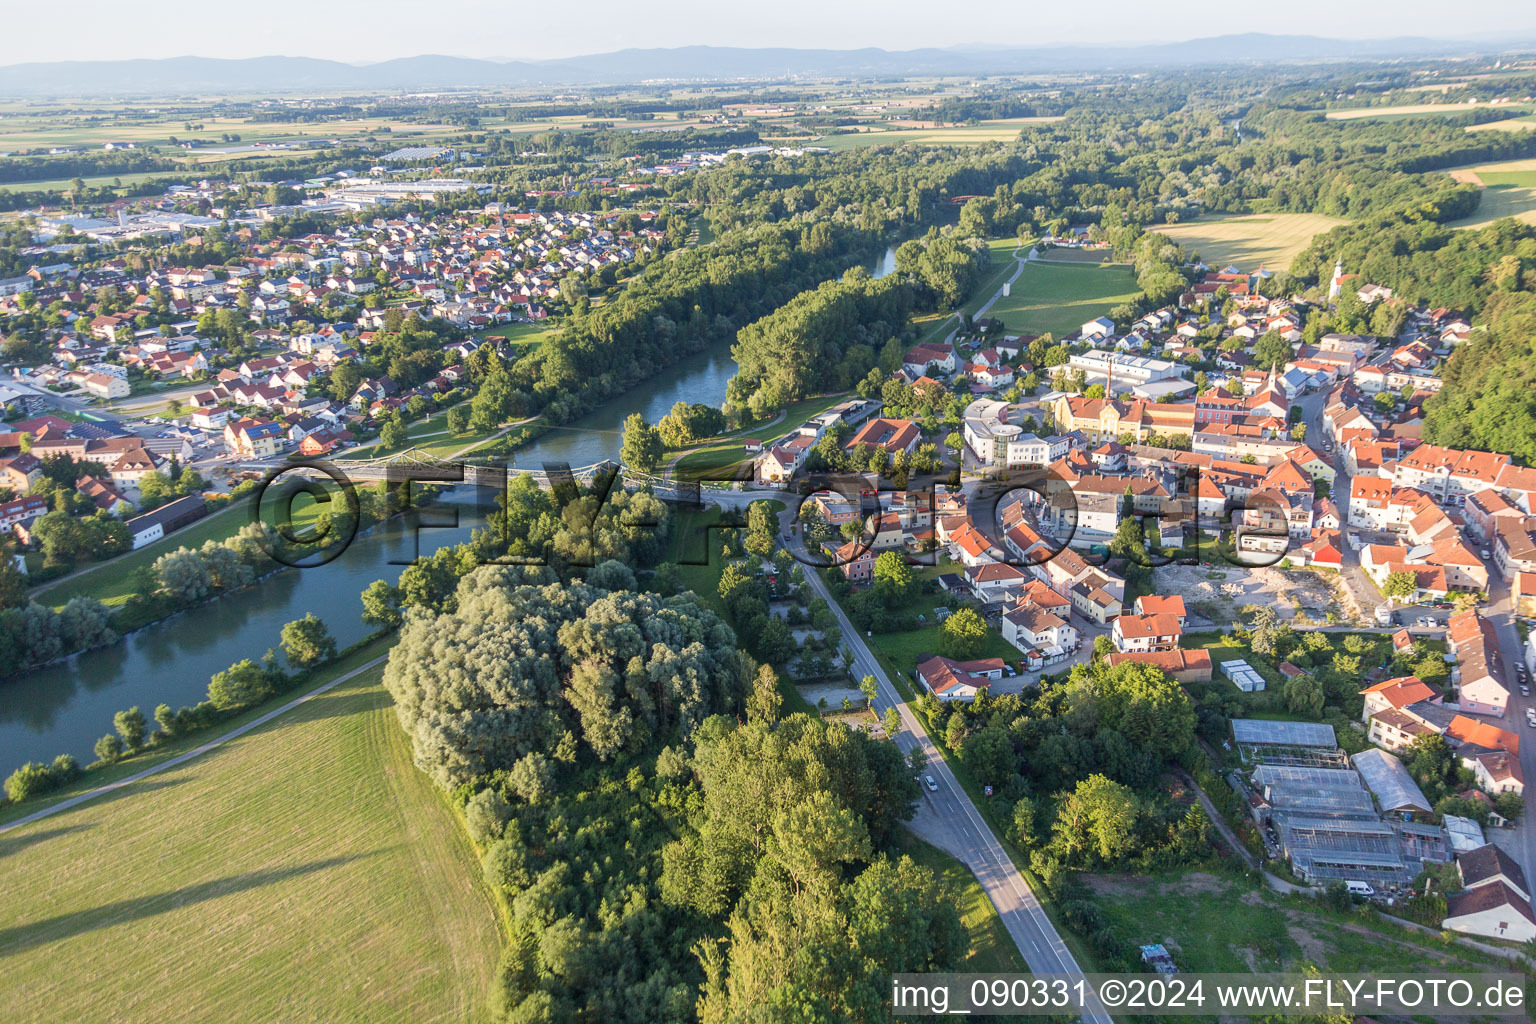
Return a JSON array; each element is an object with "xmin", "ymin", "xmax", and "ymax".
[{"xmin": 376, "ymin": 496, "xmax": 962, "ymax": 1022}]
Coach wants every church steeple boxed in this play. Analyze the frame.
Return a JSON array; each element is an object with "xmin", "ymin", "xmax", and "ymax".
[{"xmin": 1328, "ymin": 256, "xmax": 1344, "ymax": 301}]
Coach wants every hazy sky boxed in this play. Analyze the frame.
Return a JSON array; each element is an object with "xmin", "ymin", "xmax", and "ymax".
[{"xmin": 11, "ymin": 0, "xmax": 1536, "ymax": 63}]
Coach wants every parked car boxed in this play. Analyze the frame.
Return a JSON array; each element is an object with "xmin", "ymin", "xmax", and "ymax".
[
  {"xmin": 923, "ymin": 775, "xmax": 939, "ymax": 792},
  {"xmin": 1480, "ymin": 549, "xmax": 1492, "ymax": 560}
]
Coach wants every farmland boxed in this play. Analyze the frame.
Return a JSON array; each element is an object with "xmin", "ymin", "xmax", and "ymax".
[
  {"xmin": 1444, "ymin": 160, "xmax": 1536, "ymax": 228},
  {"xmin": 0, "ymin": 664, "xmax": 501, "ymax": 1024},
  {"xmin": 982, "ymin": 261, "xmax": 1140, "ymax": 337},
  {"xmin": 814, "ymin": 117, "xmax": 1063, "ymax": 150},
  {"xmin": 1155, "ymin": 213, "xmax": 1348, "ymax": 272},
  {"xmin": 1324, "ymin": 101, "xmax": 1528, "ymax": 120}
]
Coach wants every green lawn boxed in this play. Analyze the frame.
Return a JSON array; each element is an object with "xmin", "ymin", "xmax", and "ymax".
[
  {"xmin": 982, "ymin": 262, "xmax": 1141, "ymax": 337},
  {"xmin": 472, "ymin": 320, "xmax": 562, "ymax": 351},
  {"xmin": 893, "ymin": 829, "xmax": 1027, "ymax": 975},
  {"xmin": 1089, "ymin": 867, "xmax": 1503, "ymax": 981},
  {"xmin": 869, "ymin": 617, "xmax": 1018, "ymax": 672},
  {"xmin": 33, "ymin": 501, "xmax": 249, "ymax": 610},
  {"xmin": 345, "ymin": 403, "xmax": 467, "ymax": 460},
  {"xmin": 0, "ymin": 661, "xmax": 502, "ymax": 1024},
  {"xmin": 672, "ymin": 393, "xmax": 850, "ymax": 481}
]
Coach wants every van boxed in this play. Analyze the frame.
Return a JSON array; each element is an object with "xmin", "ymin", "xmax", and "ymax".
[
  {"xmin": 1374, "ymin": 605, "xmax": 1393, "ymax": 626},
  {"xmin": 1346, "ymin": 881, "xmax": 1374, "ymax": 896}
]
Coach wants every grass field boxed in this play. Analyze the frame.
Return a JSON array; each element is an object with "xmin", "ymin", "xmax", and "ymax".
[
  {"xmin": 472, "ymin": 320, "xmax": 562, "ymax": 350},
  {"xmin": 0, "ymin": 663, "xmax": 502, "ymax": 1024},
  {"xmin": 1447, "ymin": 185, "xmax": 1536, "ymax": 229},
  {"xmin": 672, "ymin": 393, "xmax": 850, "ymax": 481},
  {"xmin": 982, "ymin": 261, "xmax": 1139, "ymax": 337},
  {"xmin": 1088, "ymin": 867, "xmax": 1503, "ymax": 979},
  {"xmin": 1155, "ymin": 213, "xmax": 1348, "ymax": 272},
  {"xmin": 33, "ymin": 501, "xmax": 249, "ymax": 609}
]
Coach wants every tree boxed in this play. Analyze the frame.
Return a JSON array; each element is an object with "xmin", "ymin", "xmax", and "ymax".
[
  {"xmin": 208, "ymin": 659, "xmax": 273, "ymax": 711},
  {"xmin": 620, "ymin": 413, "xmax": 664, "ymax": 474},
  {"xmin": 464, "ymin": 787, "xmax": 512, "ymax": 843},
  {"xmin": 746, "ymin": 663, "xmax": 783, "ymax": 726},
  {"xmin": 872, "ymin": 550, "xmax": 914, "ymax": 605},
  {"xmin": 1009, "ymin": 796, "xmax": 1040, "ymax": 850},
  {"xmin": 940, "ymin": 607, "xmax": 987, "ymax": 660},
  {"xmin": 1382, "ymin": 570, "xmax": 1419, "ymax": 600},
  {"xmin": 113, "ymin": 706, "xmax": 147, "ymax": 749},
  {"xmin": 1252, "ymin": 332, "xmax": 1294, "ymax": 371},
  {"xmin": 446, "ymin": 406, "xmax": 469, "ymax": 434},
  {"xmin": 379, "ymin": 414, "xmax": 407, "ymax": 451},
  {"xmin": 1052, "ymin": 773, "xmax": 1139, "ymax": 864},
  {"xmin": 360, "ymin": 579, "xmax": 403, "ymax": 630},
  {"xmin": 94, "ymin": 733, "xmax": 125, "ymax": 763},
  {"xmin": 280, "ymin": 613, "xmax": 335, "ymax": 669},
  {"xmin": 859, "ymin": 675, "xmax": 879, "ymax": 707},
  {"xmin": 0, "ymin": 556, "xmax": 27, "ymax": 611},
  {"xmin": 883, "ymin": 706, "xmax": 901, "ymax": 736}
]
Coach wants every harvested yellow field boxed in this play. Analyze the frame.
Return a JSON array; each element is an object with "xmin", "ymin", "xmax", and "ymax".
[
  {"xmin": 1155, "ymin": 213, "xmax": 1347, "ymax": 273},
  {"xmin": 1467, "ymin": 116, "xmax": 1536, "ymax": 132},
  {"xmin": 1324, "ymin": 101, "xmax": 1509, "ymax": 119}
]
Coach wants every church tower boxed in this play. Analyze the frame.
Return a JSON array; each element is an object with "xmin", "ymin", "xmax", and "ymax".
[{"xmin": 1328, "ymin": 257, "xmax": 1344, "ymax": 301}]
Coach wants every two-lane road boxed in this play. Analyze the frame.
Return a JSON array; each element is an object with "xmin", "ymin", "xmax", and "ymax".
[{"xmin": 784, "ymin": 518, "xmax": 1112, "ymax": 1021}]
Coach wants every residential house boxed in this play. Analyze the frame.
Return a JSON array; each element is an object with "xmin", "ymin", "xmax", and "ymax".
[{"xmin": 916, "ymin": 655, "xmax": 1005, "ymax": 702}]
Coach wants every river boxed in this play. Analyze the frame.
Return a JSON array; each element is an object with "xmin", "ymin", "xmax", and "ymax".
[
  {"xmin": 504, "ymin": 246, "xmax": 895, "ymax": 471},
  {"xmin": 0, "ymin": 504, "xmax": 481, "ymax": 768},
  {"xmin": 1, "ymin": 244, "xmax": 904, "ymax": 770}
]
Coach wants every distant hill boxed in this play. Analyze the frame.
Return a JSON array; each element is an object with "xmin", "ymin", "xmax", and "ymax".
[{"xmin": 0, "ymin": 36, "xmax": 1522, "ymax": 97}]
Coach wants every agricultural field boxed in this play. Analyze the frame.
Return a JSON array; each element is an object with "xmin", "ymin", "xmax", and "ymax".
[
  {"xmin": 814, "ymin": 117, "xmax": 1062, "ymax": 150},
  {"xmin": 982, "ymin": 261, "xmax": 1139, "ymax": 338},
  {"xmin": 1447, "ymin": 185, "xmax": 1536, "ymax": 228},
  {"xmin": 1324, "ymin": 101, "xmax": 1526, "ymax": 120},
  {"xmin": 0, "ymin": 110, "xmax": 458, "ymax": 150},
  {"xmin": 1445, "ymin": 161, "xmax": 1536, "ymax": 228},
  {"xmin": 1155, "ymin": 213, "xmax": 1348, "ymax": 273},
  {"xmin": 1467, "ymin": 114, "xmax": 1536, "ymax": 133},
  {"xmin": 0, "ymin": 665, "xmax": 502, "ymax": 1024},
  {"xmin": 1449, "ymin": 158, "xmax": 1536, "ymax": 188}
]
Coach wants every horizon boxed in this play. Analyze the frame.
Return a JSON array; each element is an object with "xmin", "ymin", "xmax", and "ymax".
[{"xmin": 9, "ymin": 0, "xmax": 1536, "ymax": 65}]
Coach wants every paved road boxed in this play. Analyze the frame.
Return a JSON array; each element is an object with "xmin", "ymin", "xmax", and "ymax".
[
  {"xmin": 939, "ymin": 244, "xmax": 1032, "ymax": 347},
  {"xmin": 0, "ymin": 654, "xmax": 389, "ymax": 837},
  {"xmin": 1483, "ymin": 572, "xmax": 1536, "ymax": 906},
  {"xmin": 781, "ymin": 516, "xmax": 1110, "ymax": 1017}
]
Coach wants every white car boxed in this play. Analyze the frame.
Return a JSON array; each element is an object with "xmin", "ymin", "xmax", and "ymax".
[{"xmin": 923, "ymin": 775, "xmax": 939, "ymax": 792}]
